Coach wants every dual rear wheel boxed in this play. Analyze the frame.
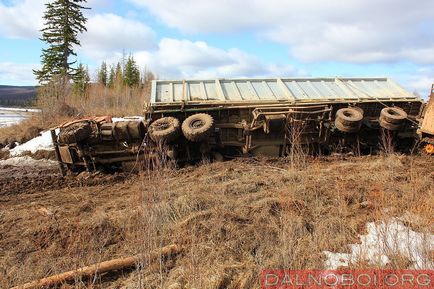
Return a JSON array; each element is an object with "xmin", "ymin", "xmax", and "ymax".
[
  {"xmin": 334, "ymin": 106, "xmax": 408, "ymax": 133},
  {"xmin": 148, "ymin": 113, "xmax": 214, "ymax": 143}
]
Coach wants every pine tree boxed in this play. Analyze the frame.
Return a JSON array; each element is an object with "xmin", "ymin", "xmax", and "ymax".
[
  {"xmin": 107, "ymin": 66, "xmax": 115, "ymax": 88},
  {"xmin": 124, "ymin": 56, "xmax": 140, "ymax": 87},
  {"xmin": 98, "ymin": 61, "xmax": 108, "ymax": 86},
  {"xmin": 114, "ymin": 62, "xmax": 123, "ymax": 89},
  {"xmin": 73, "ymin": 63, "xmax": 90, "ymax": 97},
  {"xmin": 34, "ymin": 0, "xmax": 90, "ymax": 83}
]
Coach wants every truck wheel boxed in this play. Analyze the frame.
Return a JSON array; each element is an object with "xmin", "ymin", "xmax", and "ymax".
[
  {"xmin": 148, "ymin": 117, "xmax": 180, "ymax": 143},
  {"xmin": 379, "ymin": 117, "xmax": 401, "ymax": 131},
  {"xmin": 182, "ymin": 113, "xmax": 214, "ymax": 142},
  {"xmin": 58, "ymin": 121, "xmax": 92, "ymax": 144},
  {"xmin": 335, "ymin": 108, "xmax": 363, "ymax": 132},
  {"xmin": 334, "ymin": 118, "xmax": 361, "ymax": 133},
  {"xmin": 380, "ymin": 107, "xmax": 407, "ymax": 124}
]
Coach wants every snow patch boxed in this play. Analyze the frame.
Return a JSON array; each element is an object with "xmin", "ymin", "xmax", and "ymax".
[
  {"xmin": 9, "ymin": 130, "xmax": 54, "ymax": 156},
  {"xmin": 112, "ymin": 116, "xmax": 145, "ymax": 123},
  {"xmin": 324, "ymin": 219, "xmax": 434, "ymax": 269},
  {"xmin": 0, "ymin": 156, "xmax": 56, "ymax": 167},
  {"xmin": 0, "ymin": 107, "xmax": 40, "ymax": 113}
]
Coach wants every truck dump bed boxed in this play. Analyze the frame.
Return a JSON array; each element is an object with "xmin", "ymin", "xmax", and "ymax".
[{"xmin": 149, "ymin": 77, "xmax": 419, "ymax": 110}]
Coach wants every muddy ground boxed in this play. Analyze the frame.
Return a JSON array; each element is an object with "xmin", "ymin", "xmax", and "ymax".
[{"xmin": 0, "ymin": 155, "xmax": 433, "ymax": 288}]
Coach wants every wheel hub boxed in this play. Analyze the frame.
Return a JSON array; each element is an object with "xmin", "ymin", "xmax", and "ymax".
[
  {"xmin": 155, "ymin": 123, "xmax": 170, "ymax": 130},
  {"xmin": 425, "ymin": 143, "xmax": 434, "ymax": 154},
  {"xmin": 190, "ymin": 119, "xmax": 204, "ymax": 129}
]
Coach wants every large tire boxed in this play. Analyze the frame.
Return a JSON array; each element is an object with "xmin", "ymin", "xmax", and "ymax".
[
  {"xmin": 148, "ymin": 117, "xmax": 180, "ymax": 143},
  {"xmin": 113, "ymin": 121, "xmax": 146, "ymax": 141},
  {"xmin": 58, "ymin": 121, "xmax": 92, "ymax": 144},
  {"xmin": 334, "ymin": 108, "xmax": 363, "ymax": 133},
  {"xmin": 379, "ymin": 116, "xmax": 401, "ymax": 131},
  {"xmin": 335, "ymin": 108, "xmax": 363, "ymax": 126},
  {"xmin": 182, "ymin": 113, "xmax": 214, "ymax": 142},
  {"xmin": 334, "ymin": 118, "xmax": 360, "ymax": 133},
  {"xmin": 380, "ymin": 107, "xmax": 407, "ymax": 124}
]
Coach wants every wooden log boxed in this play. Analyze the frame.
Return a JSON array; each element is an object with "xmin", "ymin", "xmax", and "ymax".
[{"xmin": 12, "ymin": 244, "xmax": 179, "ymax": 289}]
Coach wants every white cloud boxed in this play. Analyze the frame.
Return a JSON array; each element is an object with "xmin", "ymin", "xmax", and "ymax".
[
  {"xmin": 1, "ymin": 0, "xmax": 431, "ymax": 93},
  {"xmin": 402, "ymin": 67, "xmax": 434, "ymax": 99},
  {"xmin": 130, "ymin": 0, "xmax": 434, "ymax": 64},
  {"xmin": 78, "ymin": 13, "xmax": 156, "ymax": 60},
  {"xmin": 0, "ymin": 1, "xmax": 155, "ymax": 59},
  {"xmin": 131, "ymin": 38, "xmax": 303, "ymax": 79},
  {"xmin": 0, "ymin": 0, "xmax": 46, "ymax": 38},
  {"xmin": 0, "ymin": 62, "xmax": 39, "ymax": 85}
]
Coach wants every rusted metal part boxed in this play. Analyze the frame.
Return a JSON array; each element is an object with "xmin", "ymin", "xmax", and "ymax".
[
  {"xmin": 424, "ymin": 143, "xmax": 434, "ymax": 154},
  {"xmin": 420, "ymin": 84, "xmax": 434, "ymax": 135},
  {"xmin": 58, "ymin": 115, "xmax": 112, "ymax": 128},
  {"xmin": 58, "ymin": 146, "xmax": 73, "ymax": 164},
  {"xmin": 50, "ymin": 129, "xmax": 66, "ymax": 176}
]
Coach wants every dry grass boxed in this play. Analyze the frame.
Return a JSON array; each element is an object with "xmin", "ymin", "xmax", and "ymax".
[
  {"xmin": 0, "ymin": 115, "xmax": 73, "ymax": 146},
  {"xmin": 0, "ymin": 155, "xmax": 432, "ymax": 288},
  {"xmin": 80, "ymin": 83, "xmax": 151, "ymax": 116},
  {"xmin": 36, "ymin": 79, "xmax": 152, "ymax": 118}
]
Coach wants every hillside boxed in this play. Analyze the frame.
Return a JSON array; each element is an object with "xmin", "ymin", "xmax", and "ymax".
[{"xmin": 0, "ymin": 85, "xmax": 37, "ymax": 106}]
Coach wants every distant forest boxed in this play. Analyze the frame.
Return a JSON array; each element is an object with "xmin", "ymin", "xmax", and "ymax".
[{"xmin": 0, "ymin": 85, "xmax": 37, "ymax": 107}]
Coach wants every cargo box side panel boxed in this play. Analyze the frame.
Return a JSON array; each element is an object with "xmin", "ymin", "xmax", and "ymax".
[
  {"xmin": 148, "ymin": 77, "xmax": 421, "ymax": 113},
  {"xmin": 420, "ymin": 88, "xmax": 434, "ymax": 135}
]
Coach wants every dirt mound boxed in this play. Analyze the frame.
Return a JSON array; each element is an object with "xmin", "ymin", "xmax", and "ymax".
[
  {"xmin": 20, "ymin": 149, "xmax": 57, "ymax": 160},
  {"xmin": 0, "ymin": 156, "xmax": 432, "ymax": 288},
  {"xmin": 0, "ymin": 149, "xmax": 9, "ymax": 160}
]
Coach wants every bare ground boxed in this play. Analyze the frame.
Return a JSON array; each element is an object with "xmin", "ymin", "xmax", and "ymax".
[{"xmin": 0, "ymin": 155, "xmax": 433, "ymax": 288}]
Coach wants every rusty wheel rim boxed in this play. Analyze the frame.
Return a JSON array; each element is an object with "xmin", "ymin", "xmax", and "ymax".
[
  {"xmin": 190, "ymin": 119, "xmax": 204, "ymax": 129},
  {"xmin": 425, "ymin": 143, "xmax": 434, "ymax": 154}
]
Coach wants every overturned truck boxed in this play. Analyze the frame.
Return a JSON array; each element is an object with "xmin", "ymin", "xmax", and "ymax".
[{"xmin": 52, "ymin": 77, "xmax": 427, "ymax": 173}]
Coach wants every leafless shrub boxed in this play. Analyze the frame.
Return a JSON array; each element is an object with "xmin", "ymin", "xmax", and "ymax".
[
  {"xmin": 379, "ymin": 128, "xmax": 395, "ymax": 155},
  {"xmin": 286, "ymin": 116, "xmax": 308, "ymax": 169},
  {"xmin": 127, "ymin": 138, "xmax": 175, "ymax": 288}
]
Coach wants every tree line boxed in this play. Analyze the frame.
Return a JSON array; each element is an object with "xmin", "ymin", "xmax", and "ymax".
[
  {"xmin": 73, "ymin": 56, "xmax": 155, "ymax": 96},
  {"xmin": 95, "ymin": 56, "xmax": 154, "ymax": 88}
]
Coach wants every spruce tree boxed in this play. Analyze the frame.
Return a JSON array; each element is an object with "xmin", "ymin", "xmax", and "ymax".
[
  {"xmin": 124, "ymin": 56, "xmax": 140, "ymax": 87},
  {"xmin": 114, "ymin": 62, "xmax": 123, "ymax": 89},
  {"xmin": 34, "ymin": 0, "xmax": 90, "ymax": 83},
  {"xmin": 98, "ymin": 61, "xmax": 108, "ymax": 86},
  {"xmin": 73, "ymin": 63, "xmax": 90, "ymax": 97},
  {"xmin": 108, "ymin": 66, "xmax": 115, "ymax": 88}
]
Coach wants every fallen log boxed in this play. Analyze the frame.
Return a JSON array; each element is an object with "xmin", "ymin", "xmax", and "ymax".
[{"xmin": 12, "ymin": 244, "xmax": 179, "ymax": 289}]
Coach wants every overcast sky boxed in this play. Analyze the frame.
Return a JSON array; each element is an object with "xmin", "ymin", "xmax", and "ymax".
[{"xmin": 0, "ymin": 0, "xmax": 433, "ymax": 95}]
